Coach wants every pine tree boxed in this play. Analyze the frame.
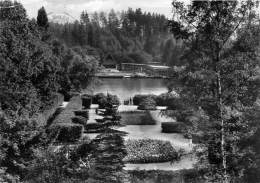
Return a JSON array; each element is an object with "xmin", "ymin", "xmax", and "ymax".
[{"xmin": 37, "ymin": 6, "xmax": 48, "ymax": 29}]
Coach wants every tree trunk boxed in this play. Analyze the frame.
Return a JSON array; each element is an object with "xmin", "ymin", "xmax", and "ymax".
[{"xmin": 217, "ymin": 70, "xmax": 228, "ymax": 183}]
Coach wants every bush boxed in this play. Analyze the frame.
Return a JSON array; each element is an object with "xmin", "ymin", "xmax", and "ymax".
[
  {"xmin": 92, "ymin": 93, "xmax": 106, "ymax": 105},
  {"xmin": 92, "ymin": 93, "xmax": 120, "ymax": 108},
  {"xmin": 74, "ymin": 110, "xmax": 89, "ymax": 119},
  {"xmin": 133, "ymin": 94, "xmax": 157, "ymax": 105},
  {"xmin": 161, "ymin": 122, "xmax": 185, "ymax": 133},
  {"xmin": 124, "ymin": 139, "xmax": 177, "ymax": 163},
  {"xmin": 137, "ymin": 97, "xmax": 157, "ymax": 110},
  {"xmin": 81, "ymin": 94, "xmax": 92, "ymax": 109},
  {"xmin": 120, "ymin": 111, "xmax": 156, "ymax": 125},
  {"xmin": 156, "ymin": 93, "xmax": 178, "ymax": 106},
  {"xmin": 53, "ymin": 124, "xmax": 83, "ymax": 143},
  {"xmin": 71, "ymin": 116, "xmax": 88, "ymax": 126}
]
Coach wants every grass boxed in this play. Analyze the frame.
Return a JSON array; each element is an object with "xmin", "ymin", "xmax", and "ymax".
[
  {"xmin": 124, "ymin": 139, "xmax": 177, "ymax": 163},
  {"xmin": 120, "ymin": 111, "xmax": 156, "ymax": 125}
]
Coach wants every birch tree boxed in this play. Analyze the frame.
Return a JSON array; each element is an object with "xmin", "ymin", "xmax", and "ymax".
[{"xmin": 169, "ymin": 1, "xmax": 260, "ymax": 182}]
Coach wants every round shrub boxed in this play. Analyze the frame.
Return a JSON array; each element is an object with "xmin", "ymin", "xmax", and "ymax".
[{"xmin": 137, "ymin": 97, "xmax": 157, "ymax": 110}]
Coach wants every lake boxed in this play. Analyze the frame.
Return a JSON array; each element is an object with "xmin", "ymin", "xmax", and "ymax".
[{"xmin": 90, "ymin": 78, "xmax": 169, "ymax": 102}]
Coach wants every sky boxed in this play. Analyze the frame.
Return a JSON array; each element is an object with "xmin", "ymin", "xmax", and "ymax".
[{"xmin": 20, "ymin": 0, "xmax": 175, "ymax": 19}]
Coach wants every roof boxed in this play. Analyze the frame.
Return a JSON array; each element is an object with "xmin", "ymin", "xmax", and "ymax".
[{"xmin": 147, "ymin": 65, "xmax": 171, "ymax": 70}]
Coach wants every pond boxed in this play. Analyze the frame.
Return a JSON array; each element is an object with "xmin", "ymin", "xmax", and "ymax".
[{"xmin": 89, "ymin": 78, "xmax": 168, "ymax": 102}]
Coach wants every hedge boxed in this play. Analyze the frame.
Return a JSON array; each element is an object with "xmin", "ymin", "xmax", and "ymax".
[
  {"xmin": 92, "ymin": 93, "xmax": 120, "ymax": 109},
  {"xmin": 120, "ymin": 111, "xmax": 156, "ymax": 125},
  {"xmin": 81, "ymin": 94, "xmax": 92, "ymax": 109},
  {"xmin": 74, "ymin": 110, "xmax": 89, "ymax": 119},
  {"xmin": 133, "ymin": 94, "xmax": 157, "ymax": 105},
  {"xmin": 52, "ymin": 124, "xmax": 83, "ymax": 143},
  {"xmin": 124, "ymin": 139, "xmax": 177, "ymax": 163},
  {"xmin": 71, "ymin": 116, "xmax": 88, "ymax": 126},
  {"xmin": 161, "ymin": 122, "xmax": 185, "ymax": 133},
  {"xmin": 137, "ymin": 97, "xmax": 157, "ymax": 110}
]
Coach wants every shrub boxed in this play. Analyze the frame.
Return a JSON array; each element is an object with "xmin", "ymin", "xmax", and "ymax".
[
  {"xmin": 92, "ymin": 93, "xmax": 120, "ymax": 109},
  {"xmin": 92, "ymin": 93, "xmax": 106, "ymax": 105},
  {"xmin": 71, "ymin": 116, "xmax": 88, "ymax": 126},
  {"xmin": 133, "ymin": 94, "xmax": 157, "ymax": 105},
  {"xmin": 156, "ymin": 93, "xmax": 178, "ymax": 106},
  {"xmin": 120, "ymin": 111, "xmax": 156, "ymax": 125},
  {"xmin": 137, "ymin": 97, "xmax": 157, "ymax": 110},
  {"xmin": 54, "ymin": 124, "xmax": 83, "ymax": 143},
  {"xmin": 74, "ymin": 110, "xmax": 89, "ymax": 119},
  {"xmin": 81, "ymin": 94, "xmax": 92, "ymax": 109},
  {"xmin": 161, "ymin": 122, "xmax": 185, "ymax": 133},
  {"xmin": 124, "ymin": 139, "xmax": 177, "ymax": 163}
]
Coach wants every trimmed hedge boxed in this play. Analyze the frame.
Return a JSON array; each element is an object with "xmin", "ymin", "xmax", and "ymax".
[
  {"xmin": 161, "ymin": 122, "xmax": 185, "ymax": 133},
  {"xmin": 74, "ymin": 110, "xmax": 89, "ymax": 119},
  {"xmin": 124, "ymin": 139, "xmax": 177, "ymax": 163},
  {"xmin": 133, "ymin": 94, "xmax": 157, "ymax": 105},
  {"xmin": 137, "ymin": 97, "xmax": 157, "ymax": 110},
  {"xmin": 53, "ymin": 124, "xmax": 83, "ymax": 143},
  {"xmin": 81, "ymin": 94, "xmax": 92, "ymax": 109},
  {"xmin": 120, "ymin": 111, "xmax": 156, "ymax": 125},
  {"xmin": 71, "ymin": 116, "xmax": 88, "ymax": 126}
]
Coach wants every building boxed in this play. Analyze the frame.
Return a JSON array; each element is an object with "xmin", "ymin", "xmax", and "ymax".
[
  {"xmin": 121, "ymin": 63, "xmax": 172, "ymax": 77},
  {"xmin": 102, "ymin": 54, "xmax": 118, "ymax": 69}
]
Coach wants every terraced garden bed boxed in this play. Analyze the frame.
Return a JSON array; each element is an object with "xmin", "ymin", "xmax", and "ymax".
[{"xmin": 124, "ymin": 139, "xmax": 178, "ymax": 163}]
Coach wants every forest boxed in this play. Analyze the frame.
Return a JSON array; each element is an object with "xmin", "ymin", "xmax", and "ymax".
[{"xmin": 49, "ymin": 8, "xmax": 185, "ymax": 66}]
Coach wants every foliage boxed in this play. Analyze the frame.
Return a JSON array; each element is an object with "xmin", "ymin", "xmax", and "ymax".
[
  {"xmin": 71, "ymin": 116, "xmax": 88, "ymax": 126},
  {"xmin": 124, "ymin": 139, "xmax": 177, "ymax": 163},
  {"xmin": 94, "ymin": 93, "xmax": 120, "ymax": 109},
  {"xmin": 161, "ymin": 122, "xmax": 185, "ymax": 133},
  {"xmin": 137, "ymin": 97, "xmax": 157, "ymax": 110},
  {"xmin": 54, "ymin": 124, "xmax": 83, "ymax": 143},
  {"xmin": 120, "ymin": 111, "xmax": 156, "ymax": 125},
  {"xmin": 133, "ymin": 94, "xmax": 157, "ymax": 105},
  {"xmin": 37, "ymin": 6, "xmax": 48, "ymax": 29},
  {"xmin": 169, "ymin": 0, "xmax": 260, "ymax": 182},
  {"xmin": 49, "ymin": 8, "xmax": 177, "ymax": 65}
]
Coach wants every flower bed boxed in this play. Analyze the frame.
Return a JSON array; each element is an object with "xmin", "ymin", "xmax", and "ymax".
[{"xmin": 124, "ymin": 139, "xmax": 177, "ymax": 163}]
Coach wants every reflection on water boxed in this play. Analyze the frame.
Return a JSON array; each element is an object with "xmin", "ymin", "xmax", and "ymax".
[{"xmin": 91, "ymin": 78, "xmax": 168, "ymax": 102}]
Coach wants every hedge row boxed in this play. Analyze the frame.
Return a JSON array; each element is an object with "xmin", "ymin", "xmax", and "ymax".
[
  {"xmin": 124, "ymin": 139, "xmax": 177, "ymax": 163},
  {"xmin": 120, "ymin": 111, "xmax": 156, "ymax": 125},
  {"xmin": 133, "ymin": 93, "xmax": 184, "ymax": 109},
  {"xmin": 161, "ymin": 122, "xmax": 185, "ymax": 133}
]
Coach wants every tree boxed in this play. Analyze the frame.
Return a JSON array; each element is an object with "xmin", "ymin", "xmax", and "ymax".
[
  {"xmin": 37, "ymin": 6, "xmax": 48, "ymax": 29},
  {"xmin": 169, "ymin": 1, "xmax": 260, "ymax": 182},
  {"xmin": 80, "ymin": 10, "xmax": 90, "ymax": 25}
]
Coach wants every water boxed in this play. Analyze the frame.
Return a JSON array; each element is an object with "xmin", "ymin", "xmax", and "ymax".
[{"xmin": 92, "ymin": 78, "xmax": 168, "ymax": 102}]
